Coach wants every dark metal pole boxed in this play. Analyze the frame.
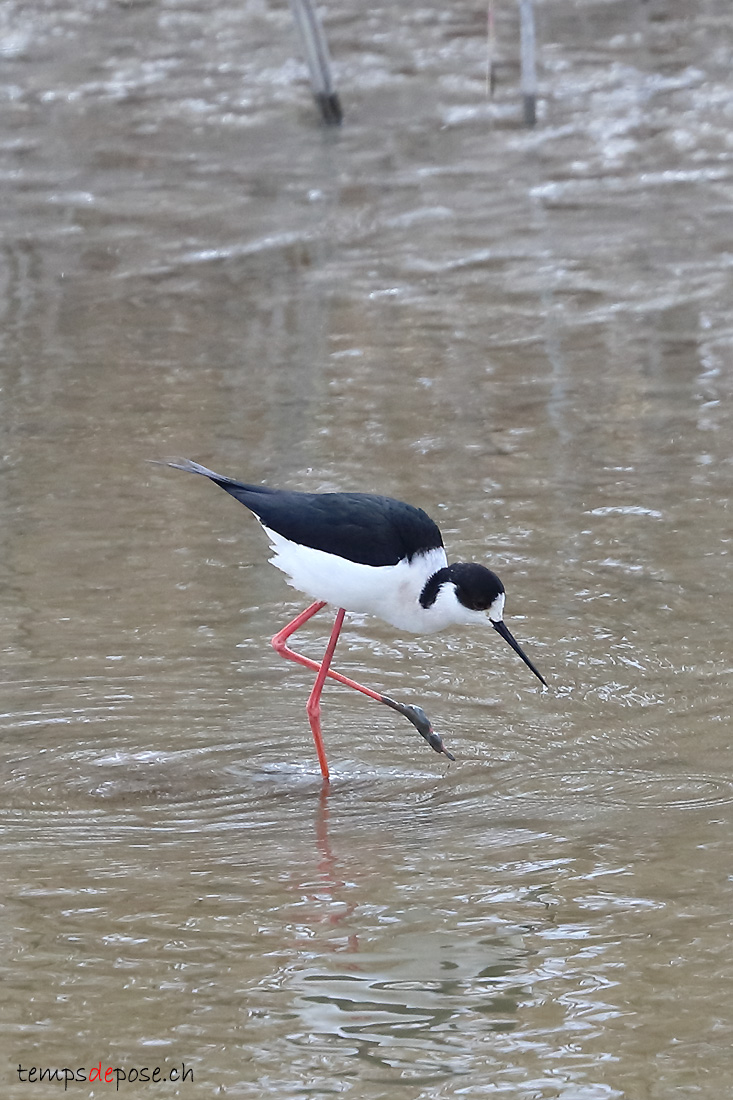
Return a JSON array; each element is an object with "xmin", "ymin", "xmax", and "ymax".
[
  {"xmin": 519, "ymin": 0, "xmax": 537, "ymax": 126},
  {"xmin": 290, "ymin": 0, "xmax": 343, "ymax": 125}
]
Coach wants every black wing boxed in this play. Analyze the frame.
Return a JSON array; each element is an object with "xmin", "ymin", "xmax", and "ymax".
[{"xmin": 163, "ymin": 459, "xmax": 444, "ymax": 567}]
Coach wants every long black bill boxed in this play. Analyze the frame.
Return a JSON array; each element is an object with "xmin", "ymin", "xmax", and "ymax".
[{"xmin": 493, "ymin": 620, "xmax": 547, "ymax": 687}]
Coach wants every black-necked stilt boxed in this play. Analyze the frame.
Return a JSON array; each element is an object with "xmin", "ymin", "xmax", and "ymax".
[{"xmin": 160, "ymin": 459, "xmax": 546, "ymax": 781}]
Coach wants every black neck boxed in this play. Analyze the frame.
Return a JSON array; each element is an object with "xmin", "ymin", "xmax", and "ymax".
[{"xmin": 419, "ymin": 567, "xmax": 452, "ymax": 609}]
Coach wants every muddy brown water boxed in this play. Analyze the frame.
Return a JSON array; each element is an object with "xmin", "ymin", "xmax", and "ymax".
[{"xmin": 2, "ymin": 2, "xmax": 732, "ymax": 1097}]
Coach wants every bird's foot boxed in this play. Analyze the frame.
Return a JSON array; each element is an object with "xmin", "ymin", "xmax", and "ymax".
[{"xmin": 380, "ymin": 696, "xmax": 455, "ymax": 761}]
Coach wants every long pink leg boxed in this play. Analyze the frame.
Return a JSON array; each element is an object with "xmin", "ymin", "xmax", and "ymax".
[
  {"xmin": 304, "ymin": 608, "xmax": 346, "ymax": 781},
  {"xmin": 271, "ymin": 602, "xmax": 383, "ymax": 782},
  {"xmin": 271, "ymin": 602, "xmax": 384, "ymax": 704},
  {"xmin": 270, "ymin": 602, "xmax": 454, "ymax": 776}
]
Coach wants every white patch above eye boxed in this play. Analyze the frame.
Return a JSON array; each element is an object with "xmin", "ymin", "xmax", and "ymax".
[{"xmin": 488, "ymin": 592, "xmax": 505, "ymax": 623}]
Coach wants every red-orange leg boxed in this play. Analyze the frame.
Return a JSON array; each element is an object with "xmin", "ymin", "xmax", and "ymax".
[
  {"xmin": 304, "ymin": 608, "xmax": 346, "ymax": 781},
  {"xmin": 271, "ymin": 601, "xmax": 385, "ymax": 781},
  {"xmin": 271, "ymin": 602, "xmax": 385, "ymax": 704},
  {"xmin": 270, "ymin": 602, "xmax": 453, "ymax": 775}
]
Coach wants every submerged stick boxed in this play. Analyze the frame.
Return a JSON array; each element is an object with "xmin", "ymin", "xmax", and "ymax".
[
  {"xmin": 486, "ymin": 0, "xmax": 497, "ymax": 97},
  {"xmin": 518, "ymin": 0, "xmax": 537, "ymax": 126},
  {"xmin": 289, "ymin": 0, "xmax": 343, "ymax": 125}
]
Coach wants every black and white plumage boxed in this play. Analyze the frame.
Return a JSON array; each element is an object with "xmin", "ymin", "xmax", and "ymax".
[{"xmin": 161, "ymin": 458, "xmax": 546, "ymax": 780}]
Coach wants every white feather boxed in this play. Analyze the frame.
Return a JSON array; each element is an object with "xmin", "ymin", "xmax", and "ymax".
[{"xmin": 262, "ymin": 525, "xmax": 454, "ymax": 633}]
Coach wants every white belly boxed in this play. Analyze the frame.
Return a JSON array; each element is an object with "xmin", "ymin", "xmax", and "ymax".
[{"xmin": 263, "ymin": 526, "xmax": 449, "ymax": 634}]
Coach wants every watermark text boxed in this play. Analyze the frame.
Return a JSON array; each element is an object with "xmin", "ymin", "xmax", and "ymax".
[{"xmin": 16, "ymin": 1063, "xmax": 193, "ymax": 1090}]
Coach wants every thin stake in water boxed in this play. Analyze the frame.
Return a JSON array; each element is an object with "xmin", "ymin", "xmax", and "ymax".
[
  {"xmin": 486, "ymin": 1, "xmax": 539, "ymax": 126},
  {"xmin": 519, "ymin": 0, "xmax": 538, "ymax": 126},
  {"xmin": 486, "ymin": 0, "xmax": 497, "ymax": 97},
  {"xmin": 290, "ymin": 0, "xmax": 343, "ymax": 125}
]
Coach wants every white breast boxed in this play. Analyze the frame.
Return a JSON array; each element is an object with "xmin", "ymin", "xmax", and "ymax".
[{"xmin": 262, "ymin": 526, "xmax": 449, "ymax": 633}]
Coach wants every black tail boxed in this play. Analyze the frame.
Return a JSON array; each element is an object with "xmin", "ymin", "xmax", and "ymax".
[{"xmin": 152, "ymin": 457, "xmax": 276, "ymax": 510}]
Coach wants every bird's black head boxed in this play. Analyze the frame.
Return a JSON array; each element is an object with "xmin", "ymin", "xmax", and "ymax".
[
  {"xmin": 420, "ymin": 561, "xmax": 547, "ymax": 687},
  {"xmin": 420, "ymin": 561, "xmax": 505, "ymax": 620},
  {"xmin": 447, "ymin": 562, "xmax": 505, "ymax": 614},
  {"xmin": 452, "ymin": 562, "xmax": 548, "ymax": 686}
]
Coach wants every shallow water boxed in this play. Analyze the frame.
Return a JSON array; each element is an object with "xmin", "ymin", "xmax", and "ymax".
[{"xmin": 2, "ymin": 1, "xmax": 733, "ymax": 1097}]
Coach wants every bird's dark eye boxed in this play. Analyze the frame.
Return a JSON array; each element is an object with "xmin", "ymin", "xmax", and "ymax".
[{"xmin": 455, "ymin": 584, "xmax": 486, "ymax": 611}]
